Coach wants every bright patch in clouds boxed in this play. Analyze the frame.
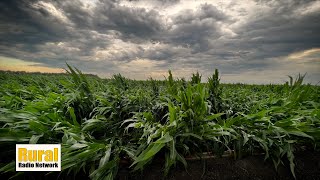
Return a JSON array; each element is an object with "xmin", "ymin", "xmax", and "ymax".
[
  {"xmin": 32, "ymin": 1, "xmax": 71, "ymax": 24},
  {"xmin": 118, "ymin": 58, "xmax": 167, "ymax": 79},
  {"xmin": 288, "ymin": 48, "xmax": 320, "ymax": 61},
  {"xmin": 0, "ymin": 56, "xmax": 64, "ymax": 73}
]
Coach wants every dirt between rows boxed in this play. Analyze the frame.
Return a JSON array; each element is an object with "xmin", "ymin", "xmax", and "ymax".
[
  {"xmin": 120, "ymin": 150, "xmax": 320, "ymax": 180},
  {"xmin": 2, "ymin": 150, "xmax": 319, "ymax": 180}
]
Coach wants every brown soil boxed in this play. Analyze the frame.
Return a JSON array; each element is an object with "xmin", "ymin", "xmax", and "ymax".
[
  {"xmin": 2, "ymin": 151, "xmax": 319, "ymax": 180},
  {"xmin": 120, "ymin": 150, "xmax": 320, "ymax": 180}
]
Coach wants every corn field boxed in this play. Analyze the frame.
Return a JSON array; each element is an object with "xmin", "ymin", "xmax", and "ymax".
[{"xmin": 0, "ymin": 66, "xmax": 319, "ymax": 179}]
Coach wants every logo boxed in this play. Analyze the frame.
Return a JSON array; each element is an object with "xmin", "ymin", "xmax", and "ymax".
[{"xmin": 16, "ymin": 144, "xmax": 61, "ymax": 171}]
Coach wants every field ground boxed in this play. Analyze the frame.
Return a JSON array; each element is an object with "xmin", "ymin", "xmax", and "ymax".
[
  {"xmin": 2, "ymin": 150, "xmax": 320, "ymax": 179},
  {"xmin": 129, "ymin": 150, "xmax": 320, "ymax": 180}
]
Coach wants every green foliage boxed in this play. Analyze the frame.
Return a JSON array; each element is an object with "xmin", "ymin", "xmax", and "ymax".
[
  {"xmin": 149, "ymin": 77, "xmax": 159, "ymax": 97},
  {"xmin": 112, "ymin": 74, "xmax": 129, "ymax": 91},
  {"xmin": 208, "ymin": 69, "xmax": 222, "ymax": 113},
  {"xmin": 0, "ymin": 67, "xmax": 319, "ymax": 179},
  {"xmin": 191, "ymin": 71, "xmax": 202, "ymax": 85},
  {"xmin": 165, "ymin": 70, "xmax": 178, "ymax": 96}
]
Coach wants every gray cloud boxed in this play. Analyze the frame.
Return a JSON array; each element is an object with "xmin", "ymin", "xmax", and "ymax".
[
  {"xmin": 232, "ymin": 0, "xmax": 320, "ymax": 57},
  {"xmin": 0, "ymin": 0, "xmax": 319, "ymax": 83}
]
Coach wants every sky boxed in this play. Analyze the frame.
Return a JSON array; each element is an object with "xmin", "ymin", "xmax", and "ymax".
[{"xmin": 0, "ymin": 0, "xmax": 319, "ymax": 84}]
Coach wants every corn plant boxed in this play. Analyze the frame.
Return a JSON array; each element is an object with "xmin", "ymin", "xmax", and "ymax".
[{"xmin": 0, "ymin": 67, "xmax": 319, "ymax": 180}]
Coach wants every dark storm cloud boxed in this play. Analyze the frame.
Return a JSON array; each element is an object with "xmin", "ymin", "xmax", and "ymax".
[
  {"xmin": 155, "ymin": 3, "xmax": 230, "ymax": 53},
  {"xmin": 182, "ymin": 0, "xmax": 320, "ymax": 79},
  {"xmin": 229, "ymin": 0, "xmax": 320, "ymax": 59},
  {"xmin": 1, "ymin": 0, "xmax": 225, "ymax": 65},
  {"xmin": 0, "ymin": 0, "xmax": 69, "ymax": 46},
  {"xmin": 0, "ymin": 0, "xmax": 167, "ymax": 67},
  {"xmin": 93, "ymin": 4, "xmax": 164, "ymax": 38},
  {"xmin": 0, "ymin": 0, "xmax": 319, "ymax": 83},
  {"xmin": 0, "ymin": 0, "xmax": 70, "ymax": 60},
  {"xmin": 173, "ymin": 3, "xmax": 228, "ymax": 24},
  {"xmin": 0, "ymin": 0, "xmax": 118, "ymax": 67},
  {"xmin": 54, "ymin": 0, "xmax": 165, "ymax": 40}
]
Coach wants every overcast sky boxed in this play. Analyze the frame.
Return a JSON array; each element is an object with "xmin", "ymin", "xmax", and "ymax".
[{"xmin": 0, "ymin": 0, "xmax": 319, "ymax": 84}]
